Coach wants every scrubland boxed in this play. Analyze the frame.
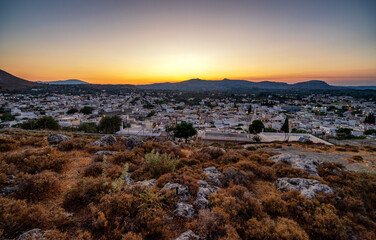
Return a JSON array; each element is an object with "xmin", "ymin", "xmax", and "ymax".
[{"xmin": 0, "ymin": 131, "xmax": 375, "ymax": 240}]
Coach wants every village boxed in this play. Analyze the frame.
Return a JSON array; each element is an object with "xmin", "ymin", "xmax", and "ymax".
[{"xmin": 1, "ymin": 90, "xmax": 375, "ymax": 146}]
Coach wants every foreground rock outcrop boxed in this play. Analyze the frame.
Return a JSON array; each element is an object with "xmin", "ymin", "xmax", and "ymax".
[
  {"xmin": 270, "ymin": 153, "xmax": 320, "ymax": 176},
  {"xmin": 47, "ymin": 133, "xmax": 71, "ymax": 145},
  {"xmin": 203, "ymin": 166, "xmax": 223, "ymax": 186},
  {"xmin": 16, "ymin": 228, "xmax": 44, "ymax": 240},
  {"xmin": 163, "ymin": 183, "xmax": 191, "ymax": 202},
  {"xmin": 275, "ymin": 177, "xmax": 333, "ymax": 199},
  {"xmin": 172, "ymin": 202, "xmax": 195, "ymax": 218},
  {"xmin": 125, "ymin": 136, "xmax": 143, "ymax": 150},
  {"xmin": 194, "ymin": 180, "xmax": 218, "ymax": 209},
  {"xmin": 175, "ymin": 230, "xmax": 200, "ymax": 240},
  {"xmin": 92, "ymin": 135, "xmax": 117, "ymax": 146}
]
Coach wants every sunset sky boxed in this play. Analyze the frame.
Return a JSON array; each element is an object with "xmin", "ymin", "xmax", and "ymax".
[{"xmin": 0, "ymin": 0, "xmax": 375, "ymax": 85}]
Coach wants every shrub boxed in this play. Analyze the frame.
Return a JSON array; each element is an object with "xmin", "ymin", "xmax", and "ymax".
[
  {"xmin": 0, "ymin": 137, "xmax": 18, "ymax": 152},
  {"xmin": 145, "ymin": 150, "xmax": 179, "ymax": 178},
  {"xmin": 57, "ymin": 140, "xmax": 86, "ymax": 151},
  {"xmin": 63, "ymin": 177, "xmax": 107, "ymax": 211},
  {"xmin": 220, "ymin": 167, "xmax": 254, "ymax": 187},
  {"xmin": 16, "ymin": 171, "xmax": 60, "ymax": 202},
  {"xmin": 0, "ymin": 197, "xmax": 48, "ymax": 238},
  {"xmin": 83, "ymin": 162, "xmax": 103, "ymax": 177},
  {"xmin": 262, "ymin": 195, "xmax": 288, "ymax": 217},
  {"xmin": 3, "ymin": 147, "xmax": 69, "ymax": 173}
]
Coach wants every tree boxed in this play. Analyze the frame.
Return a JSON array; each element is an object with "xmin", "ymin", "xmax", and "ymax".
[
  {"xmin": 80, "ymin": 106, "xmax": 94, "ymax": 115},
  {"xmin": 249, "ymin": 120, "xmax": 264, "ymax": 134},
  {"xmin": 281, "ymin": 117, "xmax": 289, "ymax": 133},
  {"xmin": 173, "ymin": 121, "xmax": 197, "ymax": 143},
  {"xmin": 247, "ymin": 105, "xmax": 252, "ymax": 114},
  {"xmin": 0, "ymin": 112, "xmax": 15, "ymax": 122},
  {"xmin": 78, "ymin": 122, "xmax": 98, "ymax": 133},
  {"xmin": 364, "ymin": 113, "xmax": 375, "ymax": 124},
  {"xmin": 98, "ymin": 116, "xmax": 122, "ymax": 134},
  {"xmin": 20, "ymin": 116, "xmax": 60, "ymax": 130},
  {"xmin": 67, "ymin": 108, "xmax": 79, "ymax": 115},
  {"xmin": 337, "ymin": 128, "xmax": 352, "ymax": 135}
]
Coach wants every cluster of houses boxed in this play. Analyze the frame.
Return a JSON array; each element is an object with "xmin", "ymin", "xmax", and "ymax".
[{"xmin": 1, "ymin": 91, "xmax": 375, "ymax": 144}]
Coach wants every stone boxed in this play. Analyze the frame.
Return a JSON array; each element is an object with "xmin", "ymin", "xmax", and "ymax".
[
  {"xmin": 176, "ymin": 230, "xmax": 200, "ymax": 240},
  {"xmin": 1, "ymin": 184, "xmax": 19, "ymax": 197},
  {"xmin": 125, "ymin": 136, "xmax": 143, "ymax": 150},
  {"xmin": 163, "ymin": 183, "xmax": 191, "ymax": 202},
  {"xmin": 124, "ymin": 173, "xmax": 135, "ymax": 185},
  {"xmin": 92, "ymin": 135, "xmax": 117, "ymax": 146},
  {"xmin": 275, "ymin": 177, "xmax": 333, "ymax": 199},
  {"xmin": 16, "ymin": 228, "xmax": 44, "ymax": 240},
  {"xmin": 135, "ymin": 179, "xmax": 156, "ymax": 187},
  {"xmin": 203, "ymin": 167, "xmax": 223, "ymax": 186},
  {"xmin": 270, "ymin": 153, "xmax": 320, "ymax": 176},
  {"xmin": 94, "ymin": 151, "xmax": 117, "ymax": 156},
  {"xmin": 194, "ymin": 180, "xmax": 218, "ymax": 210},
  {"xmin": 47, "ymin": 133, "xmax": 71, "ymax": 145},
  {"xmin": 172, "ymin": 202, "xmax": 195, "ymax": 218}
]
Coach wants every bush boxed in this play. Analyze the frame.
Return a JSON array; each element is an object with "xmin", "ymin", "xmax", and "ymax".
[
  {"xmin": 20, "ymin": 116, "xmax": 60, "ymax": 130},
  {"xmin": 3, "ymin": 147, "xmax": 69, "ymax": 174},
  {"xmin": 16, "ymin": 171, "xmax": 60, "ymax": 202},
  {"xmin": 63, "ymin": 177, "xmax": 107, "ymax": 211},
  {"xmin": 145, "ymin": 150, "xmax": 179, "ymax": 178},
  {"xmin": 0, "ymin": 137, "xmax": 18, "ymax": 152},
  {"xmin": 78, "ymin": 122, "xmax": 98, "ymax": 133},
  {"xmin": 98, "ymin": 115, "xmax": 122, "ymax": 134},
  {"xmin": 57, "ymin": 139, "xmax": 86, "ymax": 151}
]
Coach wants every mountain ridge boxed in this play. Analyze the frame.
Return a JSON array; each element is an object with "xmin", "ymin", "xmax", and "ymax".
[{"xmin": 37, "ymin": 79, "xmax": 90, "ymax": 85}]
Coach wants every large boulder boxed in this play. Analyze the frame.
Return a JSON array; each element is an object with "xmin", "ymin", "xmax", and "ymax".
[
  {"xmin": 172, "ymin": 202, "xmax": 195, "ymax": 218},
  {"xmin": 203, "ymin": 167, "xmax": 223, "ymax": 186},
  {"xmin": 194, "ymin": 180, "xmax": 218, "ymax": 210},
  {"xmin": 163, "ymin": 183, "xmax": 191, "ymax": 202},
  {"xmin": 270, "ymin": 153, "xmax": 320, "ymax": 176},
  {"xmin": 275, "ymin": 177, "xmax": 333, "ymax": 199},
  {"xmin": 134, "ymin": 179, "xmax": 156, "ymax": 187},
  {"xmin": 176, "ymin": 230, "xmax": 200, "ymax": 240},
  {"xmin": 125, "ymin": 136, "xmax": 143, "ymax": 150},
  {"xmin": 16, "ymin": 229, "xmax": 44, "ymax": 240},
  {"xmin": 92, "ymin": 135, "xmax": 117, "ymax": 147},
  {"xmin": 47, "ymin": 134, "xmax": 71, "ymax": 145},
  {"xmin": 1, "ymin": 184, "xmax": 19, "ymax": 197}
]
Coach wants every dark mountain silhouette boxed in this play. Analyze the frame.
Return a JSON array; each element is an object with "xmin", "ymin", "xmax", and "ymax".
[
  {"xmin": 38, "ymin": 79, "xmax": 90, "ymax": 85},
  {"xmin": 0, "ymin": 69, "xmax": 41, "ymax": 90},
  {"xmin": 137, "ymin": 78, "xmax": 337, "ymax": 91}
]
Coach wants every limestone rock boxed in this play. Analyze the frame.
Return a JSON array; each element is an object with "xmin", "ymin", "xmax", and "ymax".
[
  {"xmin": 125, "ymin": 136, "xmax": 143, "ymax": 150},
  {"xmin": 1, "ymin": 184, "xmax": 19, "ymax": 197},
  {"xmin": 92, "ymin": 135, "xmax": 117, "ymax": 146},
  {"xmin": 94, "ymin": 151, "xmax": 117, "ymax": 156},
  {"xmin": 172, "ymin": 202, "xmax": 195, "ymax": 218},
  {"xmin": 194, "ymin": 180, "xmax": 218, "ymax": 210},
  {"xmin": 16, "ymin": 228, "xmax": 44, "ymax": 240},
  {"xmin": 203, "ymin": 167, "xmax": 223, "ymax": 186},
  {"xmin": 47, "ymin": 133, "xmax": 71, "ymax": 145},
  {"xmin": 176, "ymin": 230, "xmax": 200, "ymax": 240},
  {"xmin": 135, "ymin": 179, "xmax": 156, "ymax": 187},
  {"xmin": 270, "ymin": 153, "xmax": 320, "ymax": 176},
  {"xmin": 275, "ymin": 177, "xmax": 333, "ymax": 199},
  {"xmin": 163, "ymin": 183, "xmax": 191, "ymax": 202}
]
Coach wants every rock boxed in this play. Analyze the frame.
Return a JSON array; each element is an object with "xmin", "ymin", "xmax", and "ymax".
[
  {"xmin": 270, "ymin": 153, "xmax": 320, "ymax": 176},
  {"xmin": 194, "ymin": 180, "xmax": 218, "ymax": 210},
  {"xmin": 94, "ymin": 151, "xmax": 117, "ymax": 156},
  {"xmin": 163, "ymin": 183, "xmax": 191, "ymax": 202},
  {"xmin": 124, "ymin": 173, "xmax": 135, "ymax": 185},
  {"xmin": 47, "ymin": 133, "xmax": 71, "ymax": 145},
  {"xmin": 125, "ymin": 136, "xmax": 143, "ymax": 150},
  {"xmin": 172, "ymin": 202, "xmax": 195, "ymax": 218},
  {"xmin": 92, "ymin": 135, "xmax": 117, "ymax": 146},
  {"xmin": 16, "ymin": 228, "xmax": 44, "ymax": 240},
  {"xmin": 176, "ymin": 230, "xmax": 200, "ymax": 240},
  {"xmin": 203, "ymin": 167, "xmax": 223, "ymax": 186},
  {"xmin": 275, "ymin": 177, "xmax": 333, "ymax": 199},
  {"xmin": 1, "ymin": 184, "xmax": 19, "ymax": 197},
  {"xmin": 135, "ymin": 179, "xmax": 156, "ymax": 187}
]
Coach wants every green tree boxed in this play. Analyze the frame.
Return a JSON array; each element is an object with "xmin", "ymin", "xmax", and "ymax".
[
  {"xmin": 0, "ymin": 112, "xmax": 15, "ymax": 122},
  {"xmin": 20, "ymin": 116, "xmax": 60, "ymax": 130},
  {"xmin": 249, "ymin": 120, "xmax": 264, "ymax": 134},
  {"xmin": 337, "ymin": 128, "xmax": 352, "ymax": 135},
  {"xmin": 281, "ymin": 117, "xmax": 289, "ymax": 133},
  {"xmin": 80, "ymin": 106, "xmax": 94, "ymax": 115},
  {"xmin": 67, "ymin": 108, "xmax": 79, "ymax": 115},
  {"xmin": 78, "ymin": 122, "xmax": 98, "ymax": 133},
  {"xmin": 173, "ymin": 121, "xmax": 197, "ymax": 143},
  {"xmin": 98, "ymin": 116, "xmax": 122, "ymax": 134}
]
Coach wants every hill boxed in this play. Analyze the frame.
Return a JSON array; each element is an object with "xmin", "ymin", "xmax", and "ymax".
[
  {"xmin": 39, "ymin": 79, "xmax": 90, "ymax": 85},
  {"xmin": 137, "ymin": 78, "xmax": 337, "ymax": 91},
  {"xmin": 0, "ymin": 69, "xmax": 41, "ymax": 90},
  {"xmin": 0, "ymin": 131, "xmax": 375, "ymax": 239}
]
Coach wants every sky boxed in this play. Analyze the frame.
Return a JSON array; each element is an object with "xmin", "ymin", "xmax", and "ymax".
[{"xmin": 0, "ymin": 0, "xmax": 375, "ymax": 85}]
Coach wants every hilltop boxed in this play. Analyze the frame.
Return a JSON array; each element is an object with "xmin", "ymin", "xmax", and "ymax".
[
  {"xmin": 0, "ymin": 130, "xmax": 375, "ymax": 240},
  {"xmin": 0, "ymin": 70, "xmax": 41, "ymax": 90}
]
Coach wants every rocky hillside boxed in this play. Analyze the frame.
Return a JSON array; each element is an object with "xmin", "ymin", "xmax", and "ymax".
[
  {"xmin": 0, "ymin": 131, "xmax": 375, "ymax": 240},
  {"xmin": 0, "ymin": 70, "xmax": 41, "ymax": 90}
]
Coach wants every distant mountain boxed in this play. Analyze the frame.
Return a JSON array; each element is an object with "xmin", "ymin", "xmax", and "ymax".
[
  {"xmin": 137, "ymin": 79, "xmax": 337, "ymax": 91},
  {"xmin": 0, "ymin": 69, "xmax": 41, "ymax": 90},
  {"xmin": 39, "ymin": 79, "xmax": 90, "ymax": 85}
]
